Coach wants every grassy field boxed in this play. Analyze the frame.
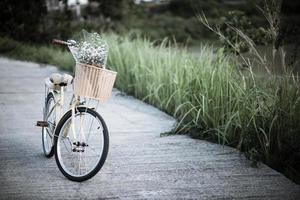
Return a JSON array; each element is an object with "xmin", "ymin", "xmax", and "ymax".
[{"xmin": 0, "ymin": 35, "xmax": 299, "ymax": 183}]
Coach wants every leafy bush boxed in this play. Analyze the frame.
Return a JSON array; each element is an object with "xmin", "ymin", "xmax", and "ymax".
[
  {"xmin": 218, "ymin": 10, "xmax": 271, "ymax": 53},
  {"xmin": 0, "ymin": 37, "xmax": 20, "ymax": 53}
]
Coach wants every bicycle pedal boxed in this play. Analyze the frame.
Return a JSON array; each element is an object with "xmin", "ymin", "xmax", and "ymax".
[
  {"xmin": 72, "ymin": 148, "xmax": 84, "ymax": 152},
  {"xmin": 36, "ymin": 121, "xmax": 49, "ymax": 127}
]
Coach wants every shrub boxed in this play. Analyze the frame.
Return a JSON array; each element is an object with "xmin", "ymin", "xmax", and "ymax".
[
  {"xmin": 218, "ymin": 10, "xmax": 271, "ymax": 53},
  {"xmin": 0, "ymin": 37, "xmax": 20, "ymax": 53}
]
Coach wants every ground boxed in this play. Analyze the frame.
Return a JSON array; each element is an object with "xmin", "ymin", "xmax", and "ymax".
[{"xmin": 0, "ymin": 58, "xmax": 299, "ymax": 199}]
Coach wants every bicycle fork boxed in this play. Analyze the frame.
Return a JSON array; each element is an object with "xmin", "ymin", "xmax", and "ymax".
[{"xmin": 63, "ymin": 95, "xmax": 86, "ymax": 144}]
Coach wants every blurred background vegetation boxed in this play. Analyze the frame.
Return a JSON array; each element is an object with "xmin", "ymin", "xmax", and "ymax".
[
  {"xmin": 0, "ymin": 0, "xmax": 290, "ymax": 44},
  {"xmin": 1, "ymin": 0, "xmax": 299, "ymax": 62},
  {"xmin": 0, "ymin": 0, "xmax": 299, "ymax": 52},
  {"xmin": 1, "ymin": 0, "xmax": 300, "ymax": 184}
]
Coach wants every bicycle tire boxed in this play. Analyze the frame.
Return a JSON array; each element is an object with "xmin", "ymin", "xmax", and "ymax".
[
  {"xmin": 54, "ymin": 107, "xmax": 109, "ymax": 182},
  {"xmin": 42, "ymin": 92, "xmax": 55, "ymax": 157}
]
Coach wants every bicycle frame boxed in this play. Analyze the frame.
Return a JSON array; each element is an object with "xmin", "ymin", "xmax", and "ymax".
[
  {"xmin": 44, "ymin": 84, "xmax": 81, "ymax": 143},
  {"xmin": 42, "ymin": 40, "xmax": 95, "ymax": 145}
]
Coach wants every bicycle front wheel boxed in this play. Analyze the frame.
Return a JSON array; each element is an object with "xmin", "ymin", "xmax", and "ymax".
[{"xmin": 54, "ymin": 107, "xmax": 109, "ymax": 182}]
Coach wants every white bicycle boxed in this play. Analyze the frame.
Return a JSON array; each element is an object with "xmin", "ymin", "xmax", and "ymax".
[{"xmin": 37, "ymin": 39, "xmax": 116, "ymax": 182}]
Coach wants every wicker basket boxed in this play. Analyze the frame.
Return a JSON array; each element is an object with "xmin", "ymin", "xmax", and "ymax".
[{"xmin": 74, "ymin": 63, "xmax": 117, "ymax": 102}]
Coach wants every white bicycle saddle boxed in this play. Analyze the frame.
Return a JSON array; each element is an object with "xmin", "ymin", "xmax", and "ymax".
[{"xmin": 50, "ymin": 73, "xmax": 73, "ymax": 86}]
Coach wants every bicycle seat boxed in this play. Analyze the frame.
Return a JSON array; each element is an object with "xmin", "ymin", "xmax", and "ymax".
[{"xmin": 50, "ymin": 73, "xmax": 73, "ymax": 86}]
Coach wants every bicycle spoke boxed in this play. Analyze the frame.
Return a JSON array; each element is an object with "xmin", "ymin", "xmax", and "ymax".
[{"xmin": 61, "ymin": 138, "xmax": 72, "ymax": 153}]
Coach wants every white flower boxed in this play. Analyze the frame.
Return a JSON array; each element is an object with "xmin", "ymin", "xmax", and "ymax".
[{"xmin": 73, "ymin": 31, "xmax": 108, "ymax": 67}]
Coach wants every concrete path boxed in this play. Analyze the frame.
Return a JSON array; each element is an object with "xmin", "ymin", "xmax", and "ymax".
[{"xmin": 0, "ymin": 58, "xmax": 299, "ymax": 200}]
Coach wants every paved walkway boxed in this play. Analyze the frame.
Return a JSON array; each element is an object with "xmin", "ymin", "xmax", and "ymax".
[{"xmin": 0, "ymin": 58, "xmax": 299, "ymax": 199}]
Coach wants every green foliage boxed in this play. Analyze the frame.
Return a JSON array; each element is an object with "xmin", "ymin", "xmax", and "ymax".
[
  {"xmin": 90, "ymin": 0, "xmax": 133, "ymax": 20},
  {"xmin": 169, "ymin": 0, "xmax": 221, "ymax": 18},
  {"xmin": 0, "ymin": 37, "xmax": 20, "ymax": 53},
  {"xmin": 104, "ymin": 34, "xmax": 300, "ymax": 182},
  {"xmin": 0, "ymin": 0, "xmax": 47, "ymax": 42},
  {"xmin": 0, "ymin": 0, "xmax": 271, "ymax": 47},
  {"xmin": 42, "ymin": 10, "xmax": 73, "ymax": 42},
  {"xmin": 0, "ymin": 37, "xmax": 74, "ymax": 70},
  {"xmin": 125, "ymin": 13, "xmax": 209, "ymax": 44},
  {"xmin": 219, "ymin": 10, "xmax": 271, "ymax": 53}
]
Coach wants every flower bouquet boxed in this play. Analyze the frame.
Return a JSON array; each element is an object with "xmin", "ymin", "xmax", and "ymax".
[
  {"xmin": 70, "ymin": 30, "xmax": 108, "ymax": 68},
  {"xmin": 71, "ymin": 30, "xmax": 117, "ymax": 102}
]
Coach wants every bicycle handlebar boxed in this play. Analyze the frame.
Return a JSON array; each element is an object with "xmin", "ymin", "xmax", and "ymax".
[{"xmin": 52, "ymin": 39, "xmax": 70, "ymax": 46}]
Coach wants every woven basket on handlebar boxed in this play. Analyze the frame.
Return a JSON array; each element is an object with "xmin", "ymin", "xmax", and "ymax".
[{"xmin": 74, "ymin": 63, "xmax": 117, "ymax": 102}]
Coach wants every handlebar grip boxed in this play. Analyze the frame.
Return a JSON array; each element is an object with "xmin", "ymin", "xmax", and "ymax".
[{"xmin": 52, "ymin": 39, "xmax": 69, "ymax": 45}]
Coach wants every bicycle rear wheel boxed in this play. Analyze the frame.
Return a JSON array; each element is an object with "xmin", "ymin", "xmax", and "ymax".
[
  {"xmin": 54, "ymin": 107, "xmax": 109, "ymax": 182},
  {"xmin": 42, "ymin": 93, "xmax": 56, "ymax": 157}
]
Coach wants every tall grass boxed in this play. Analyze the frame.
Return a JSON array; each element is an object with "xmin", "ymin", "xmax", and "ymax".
[
  {"xmin": 106, "ymin": 35, "xmax": 263, "ymax": 142},
  {"xmin": 0, "ymin": 35, "xmax": 299, "ymax": 182},
  {"xmin": 105, "ymin": 35, "xmax": 300, "ymax": 182}
]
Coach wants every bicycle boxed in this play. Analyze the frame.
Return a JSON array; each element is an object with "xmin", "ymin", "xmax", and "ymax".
[{"xmin": 37, "ymin": 39, "xmax": 117, "ymax": 182}]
